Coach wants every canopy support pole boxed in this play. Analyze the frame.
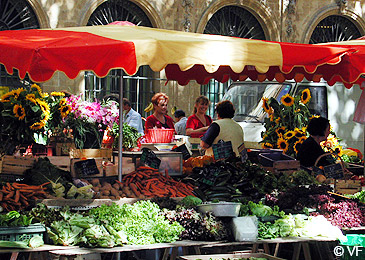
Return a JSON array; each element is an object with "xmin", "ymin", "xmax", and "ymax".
[{"xmin": 118, "ymin": 70, "xmax": 124, "ymax": 182}]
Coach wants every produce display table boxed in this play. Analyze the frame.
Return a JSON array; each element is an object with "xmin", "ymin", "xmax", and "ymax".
[
  {"xmin": 45, "ymin": 237, "xmax": 338, "ymax": 260},
  {"xmin": 199, "ymin": 237, "xmax": 338, "ymax": 260},
  {"xmin": 48, "ymin": 241, "xmax": 223, "ymax": 260},
  {"xmin": 0, "ymin": 245, "xmax": 78, "ymax": 260}
]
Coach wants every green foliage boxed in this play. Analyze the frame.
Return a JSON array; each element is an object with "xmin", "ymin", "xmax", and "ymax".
[
  {"xmin": 111, "ymin": 122, "xmax": 142, "ymax": 150},
  {"xmin": 180, "ymin": 195, "xmax": 203, "ymax": 208}
]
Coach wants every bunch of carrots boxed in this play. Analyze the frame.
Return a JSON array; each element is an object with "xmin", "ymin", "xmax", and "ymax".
[
  {"xmin": 0, "ymin": 182, "xmax": 49, "ymax": 212},
  {"xmin": 120, "ymin": 166, "xmax": 195, "ymax": 198}
]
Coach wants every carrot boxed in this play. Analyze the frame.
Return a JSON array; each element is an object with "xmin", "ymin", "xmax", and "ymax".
[
  {"xmin": 0, "ymin": 192, "xmax": 3, "ymax": 201},
  {"xmin": 129, "ymin": 183, "xmax": 141, "ymax": 197},
  {"xmin": 14, "ymin": 190, "xmax": 20, "ymax": 203},
  {"xmin": 4, "ymin": 191, "xmax": 15, "ymax": 200},
  {"xmin": 6, "ymin": 183, "xmax": 14, "ymax": 190},
  {"xmin": 165, "ymin": 169, "xmax": 170, "ymax": 178},
  {"xmin": 137, "ymin": 166, "xmax": 158, "ymax": 171},
  {"xmin": 135, "ymin": 182, "xmax": 144, "ymax": 191}
]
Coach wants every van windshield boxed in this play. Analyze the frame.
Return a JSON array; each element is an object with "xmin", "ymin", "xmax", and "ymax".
[{"xmin": 222, "ymin": 82, "xmax": 292, "ymax": 123}]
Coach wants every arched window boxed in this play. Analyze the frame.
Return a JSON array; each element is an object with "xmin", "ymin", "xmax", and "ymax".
[
  {"xmin": 0, "ymin": 0, "xmax": 39, "ymax": 90},
  {"xmin": 202, "ymin": 6, "xmax": 266, "ymax": 117},
  {"xmin": 85, "ymin": 0, "xmax": 159, "ymax": 116},
  {"xmin": 310, "ymin": 15, "xmax": 361, "ymax": 43}
]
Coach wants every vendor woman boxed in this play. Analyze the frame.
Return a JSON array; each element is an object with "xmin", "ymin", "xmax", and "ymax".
[
  {"xmin": 200, "ymin": 100, "xmax": 244, "ymax": 157},
  {"xmin": 297, "ymin": 116, "xmax": 333, "ymax": 167},
  {"xmin": 144, "ymin": 93, "xmax": 175, "ymax": 132},
  {"xmin": 186, "ymin": 95, "xmax": 212, "ymax": 138}
]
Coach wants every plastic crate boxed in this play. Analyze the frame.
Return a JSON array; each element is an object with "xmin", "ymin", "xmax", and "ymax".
[
  {"xmin": 145, "ymin": 129, "xmax": 175, "ymax": 143},
  {"xmin": 0, "ymin": 224, "xmax": 46, "ymax": 241},
  {"xmin": 340, "ymin": 234, "xmax": 365, "ymax": 260}
]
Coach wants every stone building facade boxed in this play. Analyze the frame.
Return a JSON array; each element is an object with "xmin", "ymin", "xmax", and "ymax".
[{"xmin": 2, "ymin": 0, "xmax": 365, "ymax": 115}]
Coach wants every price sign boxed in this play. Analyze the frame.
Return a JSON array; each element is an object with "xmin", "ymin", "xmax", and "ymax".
[
  {"xmin": 238, "ymin": 143, "xmax": 248, "ymax": 163},
  {"xmin": 324, "ymin": 163, "xmax": 344, "ymax": 179},
  {"xmin": 140, "ymin": 148, "xmax": 161, "ymax": 169},
  {"xmin": 73, "ymin": 159, "xmax": 100, "ymax": 177},
  {"xmin": 172, "ymin": 143, "xmax": 191, "ymax": 160},
  {"xmin": 212, "ymin": 140, "xmax": 234, "ymax": 161}
]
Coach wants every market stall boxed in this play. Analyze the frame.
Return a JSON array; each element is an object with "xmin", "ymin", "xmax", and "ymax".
[{"xmin": 0, "ymin": 23, "xmax": 365, "ymax": 259}]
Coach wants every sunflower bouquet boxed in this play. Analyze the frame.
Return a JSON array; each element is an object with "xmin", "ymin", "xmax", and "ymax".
[
  {"xmin": 0, "ymin": 84, "xmax": 69, "ymax": 155},
  {"xmin": 260, "ymin": 88, "xmax": 312, "ymax": 157}
]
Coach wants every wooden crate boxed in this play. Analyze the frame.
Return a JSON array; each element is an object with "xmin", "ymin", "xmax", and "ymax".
[
  {"xmin": 0, "ymin": 155, "xmax": 36, "ymax": 175},
  {"xmin": 259, "ymin": 153, "xmax": 300, "ymax": 174},
  {"xmin": 45, "ymin": 156, "xmax": 71, "ymax": 171},
  {"xmin": 69, "ymin": 148, "xmax": 112, "ymax": 160},
  {"xmin": 335, "ymin": 179, "xmax": 362, "ymax": 195}
]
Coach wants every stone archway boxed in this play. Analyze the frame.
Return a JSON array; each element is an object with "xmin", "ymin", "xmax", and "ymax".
[
  {"xmin": 80, "ymin": 0, "xmax": 164, "ymax": 28},
  {"xmin": 196, "ymin": 0, "xmax": 279, "ymax": 41},
  {"xmin": 302, "ymin": 6, "xmax": 365, "ymax": 43}
]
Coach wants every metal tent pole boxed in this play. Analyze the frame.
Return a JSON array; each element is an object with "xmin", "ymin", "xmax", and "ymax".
[{"xmin": 118, "ymin": 71, "xmax": 124, "ymax": 182}]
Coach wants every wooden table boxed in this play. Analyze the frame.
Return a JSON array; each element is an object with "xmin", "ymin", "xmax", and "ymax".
[
  {"xmin": 200, "ymin": 237, "xmax": 338, "ymax": 260},
  {"xmin": 47, "ymin": 237, "xmax": 338, "ymax": 260},
  {"xmin": 0, "ymin": 245, "xmax": 78, "ymax": 260},
  {"xmin": 48, "ymin": 241, "xmax": 223, "ymax": 260}
]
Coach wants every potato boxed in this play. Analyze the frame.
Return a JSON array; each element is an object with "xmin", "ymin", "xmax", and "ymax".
[
  {"xmin": 102, "ymin": 190, "xmax": 110, "ymax": 196},
  {"xmin": 112, "ymin": 183, "xmax": 120, "ymax": 190},
  {"xmin": 92, "ymin": 186, "xmax": 100, "ymax": 192},
  {"xmin": 91, "ymin": 179, "xmax": 100, "ymax": 186},
  {"xmin": 110, "ymin": 188, "xmax": 120, "ymax": 197}
]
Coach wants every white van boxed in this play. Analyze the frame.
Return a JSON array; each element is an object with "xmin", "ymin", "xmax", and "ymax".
[{"xmin": 222, "ymin": 80, "xmax": 364, "ymax": 155}]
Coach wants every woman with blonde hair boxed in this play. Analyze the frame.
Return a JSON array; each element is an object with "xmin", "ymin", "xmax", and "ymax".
[
  {"xmin": 144, "ymin": 93, "xmax": 174, "ymax": 132},
  {"xmin": 186, "ymin": 95, "xmax": 212, "ymax": 138}
]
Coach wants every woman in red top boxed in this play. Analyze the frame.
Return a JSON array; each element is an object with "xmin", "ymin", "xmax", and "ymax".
[
  {"xmin": 144, "ymin": 93, "xmax": 175, "ymax": 133},
  {"xmin": 186, "ymin": 95, "xmax": 212, "ymax": 138}
]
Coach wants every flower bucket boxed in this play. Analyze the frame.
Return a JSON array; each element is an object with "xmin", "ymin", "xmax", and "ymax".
[{"xmin": 145, "ymin": 129, "xmax": 174, "ymax": 143}]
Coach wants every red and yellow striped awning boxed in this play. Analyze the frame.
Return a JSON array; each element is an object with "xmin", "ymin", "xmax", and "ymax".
[{"xmin": 0, "ymin": 24, "xmax": 364, "ymax": 88}]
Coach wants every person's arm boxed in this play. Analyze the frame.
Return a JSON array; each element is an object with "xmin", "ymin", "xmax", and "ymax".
[
  {"xmin": 186, "ymin": 126, "xmax": 209, "ymax": 136},
  {"xmin": 200, "ymin": 123, "xmax": 220, "ymax": 149}
]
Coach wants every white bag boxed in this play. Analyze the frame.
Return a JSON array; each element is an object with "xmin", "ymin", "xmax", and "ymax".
[{"xmin": 231, "ymin": 216, "xmax": 258, "ymax": 241}]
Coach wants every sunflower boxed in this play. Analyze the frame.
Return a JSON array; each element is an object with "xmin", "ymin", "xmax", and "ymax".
[
  {"xmin": 298, "ymin": 136, "xmax": 307, "ymax": 143},
  {"xmin": 51, "ymin": 91, "xmax": 65, "ymax": 97},
  {"xmin": 275, "ymin": 126, "xmax": 286, "ymax": 137},
  {"xmin": 269, "ymin": 114, "xmax": 275, "ymax": 122},
  {"xmin": 275, "ymin": 117, "xmax": 281, "ymax": 124},
  {"xmin": 30, "ymin": 84, "xmax": 43, "ymax": 96},
  {"xmin": 284, "ymin": 131, "xmax": 295, "ymax": 139},
  {"xmin": 293, "ymin": 140, "xmax": 303, "ymax": 154},
  {"xmin": 37, "ymin": 99, "xmax": 50, "ymax": 114},
  {"xmin": 261, "ymin": 142, "xmax": 274, "ymax": 149},
  {"xmin": 13, "ymin": 104, "xmax": 26, "ymax": 120},
  {"xmin": 25, "ymin": 94, "xmax": 37, "ymax": 103},
  {"xmin": 294, "ymin": 128, "xmax": 306, "ymax": 138},
  {"xmin": 334, "ymin": 145, "xmax": 343, "ymax": 157},
  {"xmin": 277, "ymin": 137, "xmax": 289, "ymax": 153},
  {"xmin": 30, "ymin": 121, "xmax": 45, "ymax": 130},
  {"xmin": 59, "ymin": 105, "xmax": 71, "ymax": 118},
  {"xmin": 301, "ymin": 89, "xmax": 311, "ymax": 104},
  {"xmin": 281, "ymin": 94, "xmax": 294, "ymax": 106},
  {"xmin": 0, "ymin": 89, "xmax": 18, "ymax": 102},
  {"xmin": 262, "ymin": 97, "xmax": 270, "ymax": 112}
]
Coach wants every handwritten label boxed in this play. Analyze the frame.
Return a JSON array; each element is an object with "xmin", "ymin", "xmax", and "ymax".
[
  {"xmin": 324, "ymin": 163, "xmax": 344, "ymax": 179},
  {"xmin": 73, "ymin": 159, "xmax": 100, "ymax": 177}
]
